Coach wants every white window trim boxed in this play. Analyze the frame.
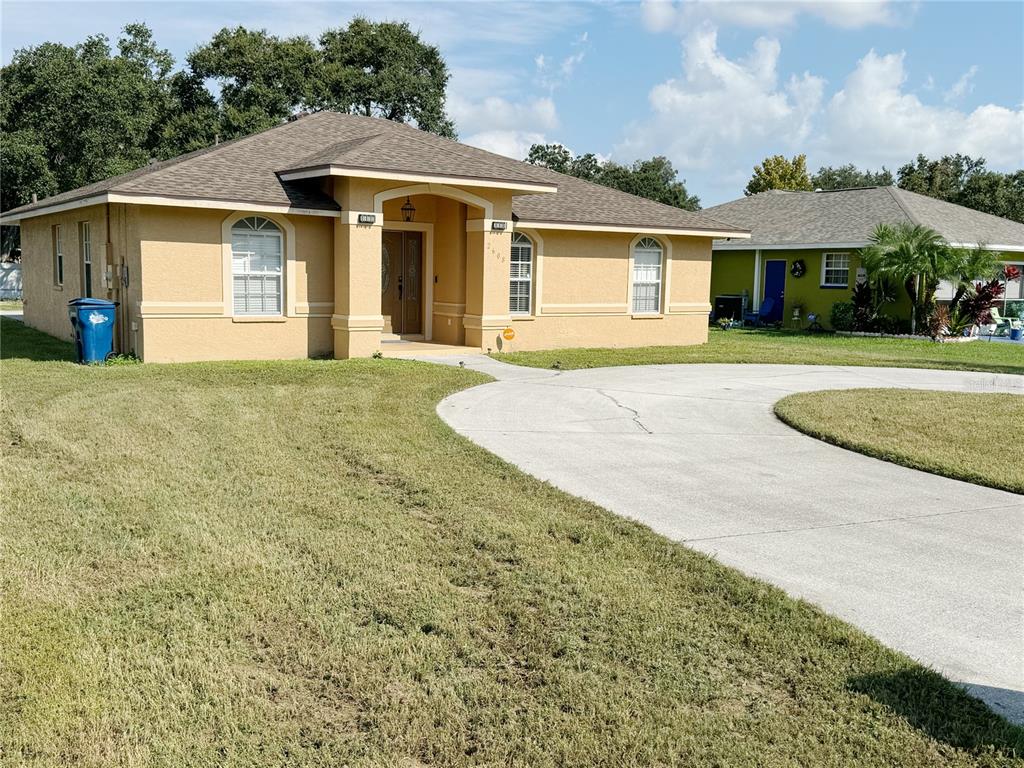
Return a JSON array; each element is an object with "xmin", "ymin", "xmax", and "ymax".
[
  {"xmin": 631, "ymin": 236, "xmax": 664, "ymax": 315},
  {"xmin": 221, "ymin": 212, "xmax": 297, "ymax": 318},
  {"xmin": 53, "ymin": 224, "xmax": 64, "ymax": 286},
  {"xmin": 80, "ymin": 221, "xmax": 92, "ymax": 296},
  {"xmin": 509, "ymin": 231, "xmax": 533, "ymax": 315},
  {"xmin": 231, "ymin": 217, "xmax": 284, "ymax": 316},
  {"xmin": 821, "ymin": 251, "xmax": 851, "ymax": 288}
]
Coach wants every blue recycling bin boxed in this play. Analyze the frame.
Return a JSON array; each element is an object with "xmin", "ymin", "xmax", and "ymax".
[{"xmin": 68, "ymin": 298, "xmax": 118, "ymax": 364}]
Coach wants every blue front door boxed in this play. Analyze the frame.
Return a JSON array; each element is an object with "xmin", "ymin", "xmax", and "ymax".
[{"xmin": 763, "ymin": 260, "xmax": 786, "ymax": 322}]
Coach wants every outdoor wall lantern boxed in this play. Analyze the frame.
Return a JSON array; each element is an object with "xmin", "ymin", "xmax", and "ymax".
[{"xmin": 401, "ymin": 197, "xmax": 416, "ymax": 222}]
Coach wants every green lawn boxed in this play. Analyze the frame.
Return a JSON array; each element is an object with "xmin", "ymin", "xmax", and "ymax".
[
  {"xmin": 3, "ymin": 317, "xmax": 1022, "ymax": 766},
  {"xmin": 775, "ymin": 389, "xmax": 1024, "ymax": 494},
  {"xmin": 495, "ymin": 328, "xmax": 1024, "ymax": 375}
]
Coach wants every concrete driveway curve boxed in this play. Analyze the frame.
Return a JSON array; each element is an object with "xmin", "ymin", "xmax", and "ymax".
[{"xmin": 424, "ymin": 356, "xmax": 1024, "ymax": 723}]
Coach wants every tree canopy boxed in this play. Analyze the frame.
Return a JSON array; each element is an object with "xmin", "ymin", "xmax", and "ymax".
[
  {"xmin": 525, "ymin": 144, "xmax": 700, "ymax": 210},
  {"xmin": 312, "ymin": 18, "xmax": 454, "ymax": 138},
  {"xmin": 0, "ymin": 19, "xmax": 456, "ymax": 213},
  {"xmin": 744, "ymin": 154, "xmax": 813, "ymax": 195},
  {"xmin": 897, "ymin": 154, "xmax": 1023, "ymax": 223},
  {"xmin": 1, "ymin": 24, "xmax": 177, "ymax": 211},
  {"xmin": 746, "ymin": 152, "xmax": 1022, "ymax": 223},
  {"xmin": 811, "ymin": 164, "xmax": 894, "ymax": 190}
]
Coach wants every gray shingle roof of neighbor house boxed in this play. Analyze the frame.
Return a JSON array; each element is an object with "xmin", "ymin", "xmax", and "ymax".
[
  {"xmin": 2, "ymin": 111, "xmax": 748, "ymax": 235},
  {"xmin": 704, "ymin": 187, "xmax": 1024, "ymax": 251}
]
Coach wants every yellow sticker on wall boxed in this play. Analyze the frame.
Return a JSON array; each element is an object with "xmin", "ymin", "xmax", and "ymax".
[{"xmin": 502, "ymin": 327, "xmax": 516, "ymax": 341}]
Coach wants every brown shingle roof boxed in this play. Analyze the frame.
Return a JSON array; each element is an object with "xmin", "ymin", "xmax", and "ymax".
[
  {"xmin": 3, "ymin": 111, "xmax": 747, "ymax": 234},
  {"xmin": 281, "ymin": 117, "xmax": 557, "ymax": 188},
  {"xmin": 512, "ymin": 166, "xmax": 742, "ymax": 233}
]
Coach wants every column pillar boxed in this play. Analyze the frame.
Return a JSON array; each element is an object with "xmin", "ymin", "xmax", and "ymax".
[
  {"xmin": 332, "ymin": 216, "xmax": 384, "ymax": 359},
  {"xmin": 463, "ymin": 220, "xmax": 512, "ymax": 350}
]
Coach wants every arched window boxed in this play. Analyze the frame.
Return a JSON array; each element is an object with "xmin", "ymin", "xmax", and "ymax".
[
  {"xmin": 509, "ymin": 232, "xmax": 533, "ymax": 315},
  {"xmin": 632, "ymin": 237, "xmax": 663, "ymax": 314},
  {"xmin": 231, "ymin": 216, "xmax": 283, "ymax": 315}
]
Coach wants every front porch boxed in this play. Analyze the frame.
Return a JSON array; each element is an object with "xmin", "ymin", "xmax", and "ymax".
[
  {"xmin": 379, "ymin": 336, "xmax": 483, "ymax": 359},
  {"xmin": 329, "ymin": 180, "xmax": 524, "ymax": 359}
]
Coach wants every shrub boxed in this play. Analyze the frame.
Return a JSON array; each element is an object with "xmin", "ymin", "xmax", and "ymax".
[
  {"xmin": 926, "ymin": 304, "xmax": 950, "ymax": 338},
  {"xmin": 829, "ymin": 301, "xmax": 855, "ymax": 331},
  {"xmin": 945, "ymin": 305, "xmax": 975, "ymax": 337},
  {"xmin": 959, "ymin": 278, "xmax": 1006, "ymax": 325},
  {"xmin": 105, "ymin": 353, "xmax": 141, "ymax": 366},
  {"xmin": 851, "ymin": 282, "xmax": 873, "ymax": 331},
  {"xmin": 873, "ymin": 315, "xmax": 902, "ymax": 335}
]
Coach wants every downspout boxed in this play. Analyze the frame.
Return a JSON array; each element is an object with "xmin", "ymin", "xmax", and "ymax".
[
  {"xmin": 106, "ymin": 202, "xmax": 117, "ymax": 352},
  {"xmin": 106, "ymin": 202, "xmax": 125, "ymax": 354}
]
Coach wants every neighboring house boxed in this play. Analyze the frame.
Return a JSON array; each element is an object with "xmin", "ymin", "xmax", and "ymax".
[
  {"xmin": 0, "ymin": 262, "xmax": 22, "ymax": 300},
  {"xmin": 704, "ymin": 187, "xmax": 1024, "ymax": 328},
  {"xmin": 0, "ymin": 112, "xmax": 748, "ymax": 362}
]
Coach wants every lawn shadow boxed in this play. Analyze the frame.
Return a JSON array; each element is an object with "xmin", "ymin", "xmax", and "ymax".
[
  {"xmin": 850, "ymin": 668, "xmax": 1024, "ymax": 755},
  {"xmin": 1, "ymin": 317, "xmax": 75, "ymax": 362}
]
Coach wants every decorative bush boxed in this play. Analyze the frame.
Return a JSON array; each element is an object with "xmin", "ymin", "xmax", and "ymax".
[
  {"xmin": 851, "ymin": 282, "xmax": 874, "ymax": 331},
  {"xmin": 873, "ymin": 315, "xmax": 903, "ymax": 335},
  {"xmin": 959, "ymin": 278, "xmax": 1006, "ymax": 325},
  {"xmin": 926, "ymin": 304, "xmax": 950, "ymax": 338},
  {"xmin": 830, "ymin": 301, "xmax": 855, "ymax": 331}
]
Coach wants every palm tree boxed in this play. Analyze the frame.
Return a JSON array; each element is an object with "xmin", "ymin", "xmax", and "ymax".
[
  {"xmin": 946, "ymin": 245, "xmax": 1003, "ymax": 310},
  {"xmin": 861, "ymin": 224, "xmax": 1004, "ymax": 334},
  {"xmin": 860, "ymin": 223, "xmax": 949, "ymax": 334}
]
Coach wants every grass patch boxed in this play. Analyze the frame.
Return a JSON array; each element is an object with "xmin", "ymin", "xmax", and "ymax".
[
  {"xmin": 775, "ymin": 389, "xmax": 1024, "ymax": 494},
  {"xmin": 2, "ymin": 316, "xmax": 74, "ymax": 362},
  {"xmin": 495, "ymin": 328, "xmax": 1024, "ymax": 375},
  {"xmin": 3, "ymin": 317, "xmax": 1023, "ymax": 766}
]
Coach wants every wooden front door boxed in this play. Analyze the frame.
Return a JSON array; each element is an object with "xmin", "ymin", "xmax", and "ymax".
[{"xmin": 381, "ymin": 230, "xmax": 423, "ymax": 335}]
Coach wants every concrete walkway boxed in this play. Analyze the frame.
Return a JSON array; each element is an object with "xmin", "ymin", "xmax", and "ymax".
[{"xmin": 421, "ymin": 354, "xmax": 1024, "ymax": 723}]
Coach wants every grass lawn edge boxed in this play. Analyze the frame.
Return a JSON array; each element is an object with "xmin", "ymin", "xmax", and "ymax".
[{"xmin": 773, "ymin": 390, "xmax": 1024, "ymax": 495}]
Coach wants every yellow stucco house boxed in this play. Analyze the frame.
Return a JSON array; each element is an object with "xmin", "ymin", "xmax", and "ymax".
[{"xmin": 2, "ymin": 112, "xmax": 748, "ymax": 362}]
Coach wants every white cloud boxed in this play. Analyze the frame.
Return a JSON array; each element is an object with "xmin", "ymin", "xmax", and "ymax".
[
  {"xmin": 448, "ymin": 65, "xmax": 560, "ymax": 158},
  {"xmin": 534, "ymin": 30, "xmax": 591, "ymax": 92},
  {"xmin": 617, "ymin": 23, "xmax": 824, "ymax": 169},
  {"xmin": 617, "ymin": 24, "xmax": 1023, "ymax": 204},
  {"xmin": 821, "ymin": 51, "xmax": 1023, "ymax": 168},
  {"xmin": 944, "ymin": 64, "xmax": 978, "ymax": 103},
  {"xmin": 460, "ymin": 129, "xmax": 550, "ymax": 160},
  {"xmin": 449, "ymin": 93, "xmax": 559, "ymax": 136},
  {"xmin": 640, "ymin": 0, "xmax": 908, "ymax": 31}
]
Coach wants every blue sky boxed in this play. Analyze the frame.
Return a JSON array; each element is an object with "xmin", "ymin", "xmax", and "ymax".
[{"xmin": 4, "ymin": 1, "xmax": 1022, "ymax": 205}]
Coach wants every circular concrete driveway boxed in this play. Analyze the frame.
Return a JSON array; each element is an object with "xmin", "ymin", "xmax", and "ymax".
[{"xmin": 429, "ymin": 357, "xmax": 1024, "ymax": 723}]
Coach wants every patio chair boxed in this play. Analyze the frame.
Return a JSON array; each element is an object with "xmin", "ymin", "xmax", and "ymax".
[
  {"xmin": 747, "ymin": 297, "xmax": 776, "ymax": 327},
  {"xmin": 989, "ymin": 307, "xmax": 1021, "ymax": 336}
]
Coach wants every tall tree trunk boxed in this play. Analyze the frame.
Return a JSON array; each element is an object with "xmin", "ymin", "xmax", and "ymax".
[
  {"xmin": 951, "ymin": 281, "xmax": 967, "ymax": 312},
  {"xmin": 905, "ymin": 275, "xmax": 918, "ymax": 334}
]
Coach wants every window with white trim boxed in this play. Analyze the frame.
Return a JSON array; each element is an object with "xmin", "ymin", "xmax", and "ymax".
[
  {"xmin": 79, "ymin": 221, "xmax": 92, "ymax": 298},
  {"xmin": 231, "ymin": 216, "xmax": 283, "ymax": 315},
  {"xmin": 53, "ymin": 225, "xmax": 64, "ymax": 286},
  {"xmin": 822, "ymin": 252, "xmax": 850, "ymax": 287},
  {"xmin": 509, "ymin": 232, "xmax": 533, "ymax": 314},
  {"xmin": 632, "ymin": 237, "xmax": 663, "ymax": 313}
]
